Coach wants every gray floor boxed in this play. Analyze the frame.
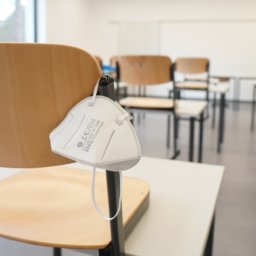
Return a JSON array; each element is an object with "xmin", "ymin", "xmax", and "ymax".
[
  {"xmin": 0, "ymin": 102, "xmax": 255, "ymax": 255},
  {"xmin": 134, "ymin": 102, "xmax": 256, "ymax": 256}
]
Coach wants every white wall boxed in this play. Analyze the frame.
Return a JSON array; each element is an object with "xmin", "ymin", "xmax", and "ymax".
[
  {"xmin": 45, "ymin": 0, "xmax": 90, "ymax": 50},
  {"xmin": 44, "ymin": 0, "xmax": 256, "ymax": 101}
]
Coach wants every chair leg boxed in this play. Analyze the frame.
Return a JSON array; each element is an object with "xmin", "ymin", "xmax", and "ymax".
[
  {"xmin": 198, "ymin": 112, "xmax": 204, "ymax": 163},
  {"xmin": 217, "ymin": 94, "xmax": 225, "ymax": 153},
  {"xmin": 173, "ymin": 114, "xmax": 177, "ymax": 155},
  {"xmin": 220, "ymin": 94, "xmax": 226, "ymax": 144},
  {"xmin": 175, "ymin": 117, "xmax": 180, "ymax": 139},
  {"xmin": 53, "ymin": 248, "xmax": 61, "ymax": 256},
  {"xmin": 211, "ymin": 93, "xmax": 217, "ymax": 129},
  {"xmin": 189, "ymin": 117, "xmax": 195, "ymax": 162},
  {"xmin": 167, "ymin": 114, "xmax": 171, "ymax": 148},
  {"xmin": 170, "ymin": 113, "xmax": 180, "ymax": 159},
  {"xmin": 251, "ymin": 85, "xmax": 256, "ymax": 132}
]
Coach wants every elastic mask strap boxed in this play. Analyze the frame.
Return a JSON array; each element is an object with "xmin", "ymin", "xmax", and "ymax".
[
  {"xmin": 88, "ymin": 79, "xmax": 100, "ymax": 107},
  {"xmin": 91, "ymin": 166, "xmax": 122, "ymax": 221}
]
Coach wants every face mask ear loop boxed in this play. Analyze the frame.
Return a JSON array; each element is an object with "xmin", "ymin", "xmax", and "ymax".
[
  {"xmin": 88, "ymin": 79, "xmax": 100, "ymax": 107},
  {"xmin": 91, "ymin": 166, "xmax": 123, "ymax": 221}
]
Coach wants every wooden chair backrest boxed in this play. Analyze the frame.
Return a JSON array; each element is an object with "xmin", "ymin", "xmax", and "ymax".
[
  {"xmin": 94, "ymin": 55, "xmax": 103, "ymax": 69},
  {"xmin": 0, "ymin": 43, "xmax": 101, "ymax": 168},
  {"xmin": 175, "ymin": 58, "xmax": 209, "ymax": 74},
  {"xmin": 111, "ymin": 55, "xmax": 172, "ymax": 85}
]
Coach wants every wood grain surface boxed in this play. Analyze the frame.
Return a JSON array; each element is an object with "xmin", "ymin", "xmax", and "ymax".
[
  {"xmin": 111, "ymin": 55, "xmax": 172, "ymax": 85},
  {"xmin": 175, "ymin": 58, "xmax": 209, "ymax": 74},
  {"xmin": 0, "ymin": 43, "xmax": 101, "ymax": 168},
  {"xmin": 0, "ymin": 166, "xmax": 149, "ymax": 249}
]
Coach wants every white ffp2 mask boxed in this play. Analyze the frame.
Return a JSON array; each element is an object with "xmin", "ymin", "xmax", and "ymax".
[
  {"xmin": 49, "ymin": 79, "xmax": 141, "ymax": 220},
  {"xmin": 49, "ymin": 86, "xmax": 141, "ymax": 171}
]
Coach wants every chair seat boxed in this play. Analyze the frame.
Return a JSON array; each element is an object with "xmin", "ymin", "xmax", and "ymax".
[
  {"xmin": 176, "ymin": 100, "xmax": 208, "ymax": 117},
  {"xmin": 0, "ymin": 166, "xmax": 149, "ymax": 249},
  {"xmin": 175, "ymin": 83, "xmax": 208, "ymax": 90},
  {"xmin": 119, "ymin": 97, "xmax": 174, "ymax": 110},
  {"xmin": 119, "ymin": 97, "xmax": 207, "ymax": 117}
]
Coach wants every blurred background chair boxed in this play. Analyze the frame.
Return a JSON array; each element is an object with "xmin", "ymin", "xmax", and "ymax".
[
  {"xmin": 112, "ymin": 55, "xmax": 177, "ymax": 152},
  {"xmin": 94, "ymin": 55, "xmax": 103, "ymax": 69},
  {"xmin": 173, "ymin": 57, "xmax": 210, "ymax": 103},
  {"xmin": 112, "ymin": 55, "xmax": 208, "ymax": 162}
]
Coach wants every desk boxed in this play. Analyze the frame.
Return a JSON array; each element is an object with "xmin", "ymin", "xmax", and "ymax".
[
  {"xmin": 125, "ymin": 157, "xmax": 224, "ymax": 256},
  {"xmin": 0, "ymin": 157, "xmax": 224, "ymax": 256},
  {"xmin": 211, "ymin": 75, "xmax": 256, "ymax": 109},
  {"xmin": 231, "ymin": 76, "xmax": 256, "ymax": 111}
]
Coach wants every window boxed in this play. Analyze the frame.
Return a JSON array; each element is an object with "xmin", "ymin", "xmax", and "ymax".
[{"xmin": 0, "ymin": 0, "xmax": 37, "ymax": 42}]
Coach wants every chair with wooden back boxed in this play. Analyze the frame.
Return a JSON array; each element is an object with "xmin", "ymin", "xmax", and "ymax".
[
  {"xmin": 112, "ymin": 55, "xmax": 208, "ymax": 162},
  {"xmin": 111, "ymin": 55, "xmax": 180, "ymax": 156},
  {"xmin": 173, "ymin": 58, "xmax": 210, "ymax": 101},
  {"xmin": 113, "ymin": 55, "xmax": 173, "ymax": 110},
  {"xmin": 0, "ymin": 43, "xmax": 149, "ymax": 255},
  {"xmin": 94, "ymin": 55, "xmax": 103, "ymax": 69}
]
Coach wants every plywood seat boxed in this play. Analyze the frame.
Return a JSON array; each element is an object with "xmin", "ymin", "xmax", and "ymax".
[
  {"xmin": 0, "ymin": 166, "xmax": 149, "ymax": 249},
  {"xmin": 175, "ymin": 100, "xmax": 208, "ymax": 117},
  {"xmin": 119, "ymin": 97, "xmax": 207, "ymax": 118},
  {"xmin": 175, "ymin": 83, "xmax": 208, "ymax": 90},
  {"xmin": 119, "ymin": 97, "xmax": 174, "ymax": 110}
]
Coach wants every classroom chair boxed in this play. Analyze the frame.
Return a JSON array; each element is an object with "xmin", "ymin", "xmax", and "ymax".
[
  {"xmin": 173, "ymin": 57, "xmax": 210, "ymax": 102},
  {"xmin": 94, "ymin": 55, "xmax": 103, "ymax": 69},
  {"xmin": 112, "ymin": 55, "xmax": 208, "ymax": 162},
  {"xmin": 0, "ymin": 43, "xmax": 149, "ymax": 256}
]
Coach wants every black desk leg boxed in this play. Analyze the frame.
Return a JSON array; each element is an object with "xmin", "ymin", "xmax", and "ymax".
[
  {"xmin": 198, "ymin": 113, "xmax": 204, "ymax": 163},
  {"xmin": 189, "ymin": 117, "xmax": 195, "ymax": 162},
  {"xmin": 217, "ymin": 94, "xmax": 225, "ymax": 153},
  {"xmin": 251, "ymin": 85, "xmax": 256, "ymax": 132},
  {"xmin": 204, "ymin": 214, "xmax": 215, "ymax": 256},
  {"xmin": 53, "ymin": 248, "xmax": 61, "ymax": 256}
]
